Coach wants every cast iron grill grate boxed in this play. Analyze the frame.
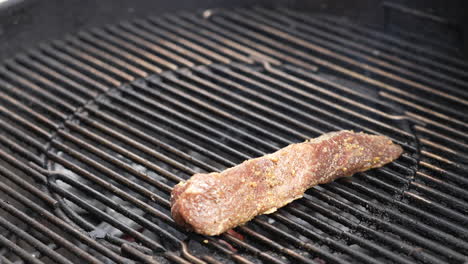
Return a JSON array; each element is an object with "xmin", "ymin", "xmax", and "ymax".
[{"xmin": 1, "ymin": 5, "xmax": 468, "ymax": 264}]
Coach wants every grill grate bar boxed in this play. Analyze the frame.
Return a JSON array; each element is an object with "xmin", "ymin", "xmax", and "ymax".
[
  {"xmin": 420, "ymin": 139, "xmax": 468, "ymax": 161},
  {"xmin": 415, "ymin": 126, "xmax": 468, "ymax": 152},
  {"xmin": 151, "ymin": 18, "xmax": 254, "ymax": 65},
  {"xmin": 189, "ymin": 66, "xmax": 414, "ymax": 149},
  {"xmin": 0, "ymin": 163, "xmax": 55, "ymax": 206},
  {"xmin": 77, "ymin": 31, "xmax": 163, "ymax": 74},
  {"xmin": 416, "ymin": 171, "xmax": 468, "ymax": 201},
  {"xmin": 268, "ymin": 213, "xmax": 390, "ymax": 263},
  {"xmin": 119, "ymin": 243, "xmax": 157, "ymax": 264},
  {"xmin": 179, "ymin": 242, "xmax": 212, "ymax": 264},
  {"xmin": 281, "ymin": 66, "xmax": 468, "ymax": 142},
  {"xmin": 163, "ymin": 14, "xmax": 277, "ymax": 66},
  {"xmin": 66, "ymin": 37, "xmax": 148, "ymax": 78},
  {"xmin": 82, "ymin": 115, "xmax": 195, "ymax": 175},
  {"xmin": 48, "ymin": 180, "xmax": 167, "ymax": 253},
  {"xmin": 0, "ymin": 67, "xmax": 76, "ymax": 113},
  {"xmin": 0, "ymin": 216, "xmax": 73, "ymax": 264},
  {"xmin": 233, "ymin": 9, "xmax": 468, "ymax": 108},
  {"xmin": 353, "ymin": 169, "xmax": 405, "ymax": 194},
  {"xmin": 267, "ymin": 8, "xmax": 468, "ymax": 90},
  {"xmin": 0, "ymin": 234, "xmax": 43, "ymax": 264},
  {"xmin": 218, "ymin": 235, "xmax": 286, "ymax": 264},
  {"xmin": 137, "ymin": 78, "xmax": 291, "ymax": 147},
  {"xmin": 83, "ymin": 105, "xmax": 219, "ymax": 172},
  {"xmin": 0, "ymin": 121, "xmax": 47, "ymax": 155},
  {"xmin": 94, "ymin": 97, "xmax": 237, "ymax": 167},
  {"xmin": 48, "ymin": 172, "xmax": 181, "ymax": 247},
  {"xmin": 236, "ymin": 226, "xmax": 317, "ymax": 264},
  {"xmin": 133, "ymin": 19, "xmax": 231, "ymax": 65},
  {"xmin": 200, "ymin": 255, "xmax": 224, "ymax": 264},
  {"xmin": 0, "ymin": 231, "xmax": 16, "ymax": 257},
  {"xmin": 410, "ymin": 181, "xmax": 468, "ymax": 213},
  {"xmin": 162, "ymin": 71, "xmax": 311, "ymax": 139},
  {"xmin": 113, "ymin": 85, "xmax": 263, "ymax": 159},
  {"xmin": 1, "ymin": 92, "xmax": 58, "ymax": 134},
  {"xmin": 91, "ymin": 27, "xmax": 178, "ymax": 71},
  {"xmin": 16, "ymin": 54, "xmax": 98, "ymax": 98},
  {"xmin": 380, "ymin": 2, "xmax": 459, "ymax": 52},
  {"xmin": 6, "ymin": 61, "xmax": 88, "ymax": 105},
  {"xmin": 105, "ymin": 87, "xmax": 252, "ymax": 161},
  {"xmin": 107, "ymin": 236, "xmax": 152, "ymax": 256},
  {"xmin": 316, "ymin": 15, "xmax": 468, "ymax": 71},
  {"xmin": 285, "ymin": 37, "xmax": 465, "ymax": 99},
  {"xmin": 165, "ymin": 253, "xmax": 193, "ymax": 264},
  {"xmin": 0, "ymin": 105, "xmax": 51, "ymax": 139},
  {"xmin": 217, "ymin": 13, "xmax": 423, "ymax": 110},
  {"xmin": 0, "ymin": 181, "xmax": 124, "ymax": 264},
  {"xmin": 205, "ymin": 237, "xmax": 262, "ymax": 264},
  {"xmin": 0, "ymin": 76, "xmax": 70, "ymax": 121},
  {"xmin": 380, "ymin": 92, "xmax": 468, "ymax": 130},
  {"xmin": 49, "ymin": 138, "xmax": 172, "ymax": 205},
  {"xmin": 278, "ymin": 9, "xmax": 468, "ymax": 85},
  {"xmin": 231, "ymin": 63, "xmax": 411, "ymax": 123},
  {"xmin": 220, "ymin": 63, "xmax": 414, "ymax": 139},
  {"xmin": 421, "ymin": 148, "xmax": 466, "ymax": 170},
  {"xmin": 119, "ymin": 21, "xmax": 213, "ymax": 66},
  {"xmin": 46, "ymin": 151, "xmax": 174, "ymax": 225},
  {"xmin": 107, "ymin": 26, "xmax": 196, "ymax": 68},
  {"xmin": 0, "ymin": 134, "xmax": 43, "ymax": 165},
  {"xmin": 323, "ymin": 184, "xmax": 468, "ymax": 259},
  {"xmin": 129, "ymin": 80, "xmax": 282, "ymax": 153},
  {"xmin": 264, "ymin": 213, "xmax": 383, "ymax": 264},
  {"xmin": 405, "ymin": 191, "xmax": 468, "ymax": 225},
  {"xmin": 414, "ymin": 125, "xmax": 468, "ymax": 153},
  {"xmin": 54, "ymin": 198, "xmax": 96, "ymax": 233},
  {"xmin": 420, "ymin": 150, "xmax": 462, "ymax": 164},
  {"xmin": 212, "ymin": 12, "xmax": 468, "ymax": 120},
  {"xmin": 0, "ymin": 256, "xmax": 14, "ymax": 264},
  {"xmin": 27, "ymin": 50, "xmax": 109, "ymax": 93},
  {"xmin": 344, "ymin": 177, "xmax": 468, "ymax": 240},
  {"xmin": 309, "ymin": 189, "xmax": 450, "ymax": 264},
  {"xmin": 343, "ymin": 176, "xmax": 468, "ymax": 239},
  {"xmin": 0, "ymin": 149, "xmax": 46, "ymax": 184},
  {"xmin": 302, "ymin": 192, "xmax": 445, "ymax": 264},
  {"xmin": 419, "ymin": 161, "xmax": 468, "ymax": 188},
  {"xmin": 66, "ymin": 120, "xmax": 188, "ymax": 181},
  {"xmin": 285, "ymin": 203, "xmax": 415, "ymax": 264},
  {"xmin": 53, "ymin": 41, "xmax": 136, "ymax": 83},
  {"xmin": 176, "ymin": 13, "xmax": 281, "ymax": 65},
  {"xmin": 178, "ymin": 13, "xmax": 319, "ymax": 72},
  {"xmin": 39, "ymin": 44, "xmax": 121, "ymax": 88}
]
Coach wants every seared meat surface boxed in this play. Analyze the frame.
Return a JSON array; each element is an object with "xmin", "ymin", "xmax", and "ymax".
[{"xmin": 171, "ymin": 131, "xmax": 403, "ymax": 236}]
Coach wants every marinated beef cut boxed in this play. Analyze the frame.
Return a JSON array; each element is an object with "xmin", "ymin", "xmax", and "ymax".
[{"xmin": 171, "ymin": 130, "xmax": 403, "ymax": 236}]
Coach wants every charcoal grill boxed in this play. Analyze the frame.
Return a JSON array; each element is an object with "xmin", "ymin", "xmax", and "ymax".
[{"xmin": 1, "ymin": 0, "xmax": 468, "ymax": 263}]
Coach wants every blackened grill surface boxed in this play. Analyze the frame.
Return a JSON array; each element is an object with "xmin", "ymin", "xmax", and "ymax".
[{"xmin": 0, "ymin": 6, "xmax": 467, "ymax": 264}]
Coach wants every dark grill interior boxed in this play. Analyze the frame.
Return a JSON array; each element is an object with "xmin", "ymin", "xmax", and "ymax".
[{"xmin": 1, "ymin": 5, "xmax": 468, "ymax": 264}]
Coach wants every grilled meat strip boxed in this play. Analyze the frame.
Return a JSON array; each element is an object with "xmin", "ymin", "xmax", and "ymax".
[{"xmin": 171, "ymin": 131, "xmax": 403, "ymax": 236}]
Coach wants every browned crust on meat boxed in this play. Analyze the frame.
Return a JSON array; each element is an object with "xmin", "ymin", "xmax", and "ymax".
[{"xmin": 171, "ymin": 131, "xmax": 403, "ymax": 236}]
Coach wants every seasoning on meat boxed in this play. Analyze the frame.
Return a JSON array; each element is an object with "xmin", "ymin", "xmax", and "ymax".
[{"xmin": 171, "ymin": 130, "xmax": 403, "ymax": 236}]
